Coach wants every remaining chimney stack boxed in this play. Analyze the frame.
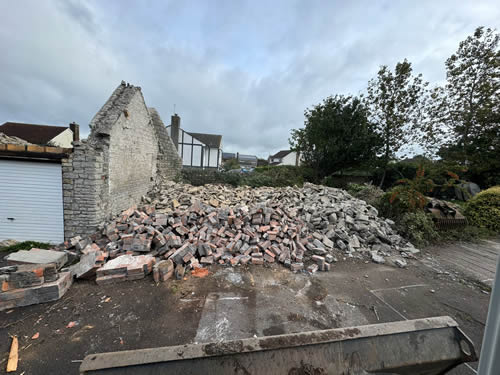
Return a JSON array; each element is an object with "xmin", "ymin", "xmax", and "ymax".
[
  {"xmin": 69, "ymin": 122, "xmax": 80, "ymax": 143},
  {"xmin": 171, "ymin": 114, "xmax": 180, "ymax": 150}
]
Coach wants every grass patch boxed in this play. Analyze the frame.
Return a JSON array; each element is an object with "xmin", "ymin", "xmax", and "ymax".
[{"xmin": 0, "ymin": 241, "xmax": 52, "ymax": 252}]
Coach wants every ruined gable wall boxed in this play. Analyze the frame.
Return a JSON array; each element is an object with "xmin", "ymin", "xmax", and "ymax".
[
  {"xmin": 107, "ymin": 91, "xmax": 158, "ymax": 215},
  {"xmin": 62, "ymin": 82, "xmax": 181, "ymax": 240}
]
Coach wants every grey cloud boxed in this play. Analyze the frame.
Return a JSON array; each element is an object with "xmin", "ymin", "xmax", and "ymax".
[{"xmin": 0, "ymin": 0, "xmax": 498, "ymax": 157}]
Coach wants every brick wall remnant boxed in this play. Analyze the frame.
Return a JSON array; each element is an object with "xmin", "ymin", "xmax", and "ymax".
[{"xmin": 62, "ymin": 81, "xmax": 181, "ymax": 239}]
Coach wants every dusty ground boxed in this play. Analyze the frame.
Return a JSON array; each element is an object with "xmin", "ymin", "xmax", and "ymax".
[{"xmin": 1, "ymin": 243, "xmax": 494, "ymax": 375}]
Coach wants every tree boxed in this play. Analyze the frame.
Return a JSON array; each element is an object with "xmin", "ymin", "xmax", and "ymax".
[
  {"xmin": 289, "ymin": 95, "xmax": 381, "ymax": 177},
  {"xmin": 223, "ymin": 158, "xmax": 240, "ymax": 171},
  {"xmin": 365, "ymin": 59, "xmax": 428, "ymax": 187},
  {"xmin": 428, "ymin": 27, "xmax": 500, "ymax": 186}
]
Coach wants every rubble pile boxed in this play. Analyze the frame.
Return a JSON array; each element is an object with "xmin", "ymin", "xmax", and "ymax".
[
  {"xmin": 60, "ymin": 183, "xmax": 418, "ymax": 285},
  {"xmin": 1, "ymin": 249, "xmax": 73, "ymax": 311},
  {"xmin": 148, "ymin": 182, "xmax": 419, "ymax": 259}
]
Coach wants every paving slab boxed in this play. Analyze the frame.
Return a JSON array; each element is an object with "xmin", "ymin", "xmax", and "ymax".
[{"xmin": 6, "ymin": 249, "xmax": 67, "ymax": 269}]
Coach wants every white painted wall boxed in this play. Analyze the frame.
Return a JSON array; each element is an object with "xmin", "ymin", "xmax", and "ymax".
[
  {"xmin": 49, "ymin": 128, "xmax": 73, "ymax": 148},
  {"xmin": 167, "ymin": 126, "xmax": 221, "ymax": 168},
  {"xmin": 203, "ymin": 148, "xmax": 219, "ymax": 168},
  {"xmin": 278, "ymin": 152, "xmax": 300, "ymax": 166}
]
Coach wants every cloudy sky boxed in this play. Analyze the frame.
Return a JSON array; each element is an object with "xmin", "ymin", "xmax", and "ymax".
[{"xmin": 0, "ymin": 1, "xmax": 498, "ymax": 157}]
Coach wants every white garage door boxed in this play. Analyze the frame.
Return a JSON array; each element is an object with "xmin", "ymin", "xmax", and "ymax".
[{"xmin": 0, "ymin": 159, "xmax": 64, "ymax": 243}]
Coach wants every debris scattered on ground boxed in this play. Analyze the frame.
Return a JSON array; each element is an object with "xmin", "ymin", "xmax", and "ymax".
[
  {"xmin": 57, "ymin": 183, "xmax": 417, "ymax": 284},
  {"xmin": 66, "ymin": 321, "xmax": 78, "ymax": 328},
  {"xmin": 2, "ymin": 182, "xmax": 419, "ymax": 310},
  {"xmin": 394, "ymin": 259, "xmax": 408, "ymax": 268},
  {"xmin": 31, "ymin": 332, "xmax": 40, "ymax": 340},
  {"xmin": 6, "ymin": 335, "xmax": 18, "ymax": 372},
  {"xmin": 191, "ymin": 267, "xmax": 211, "ymax": 278}
]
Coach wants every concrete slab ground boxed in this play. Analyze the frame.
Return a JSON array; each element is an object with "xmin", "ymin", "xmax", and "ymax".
[
  {"xmin": 0, "ymin": 252, "xmax": 492, "ymax": 375},
  {"xmin": 423, "ymin": 238, "xmax": 500, "ymax": 287}
]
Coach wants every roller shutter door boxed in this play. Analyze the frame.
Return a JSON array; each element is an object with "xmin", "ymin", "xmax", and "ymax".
[{"xmin": 0, "ymin": 159, "xmax": 64, "ymax": 243}]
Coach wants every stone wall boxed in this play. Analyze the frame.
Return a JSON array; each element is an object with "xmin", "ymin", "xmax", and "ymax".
[
  {"xmin": 62, "ymin": 139, "xmax": 108, "ymax": 239},
  {"xmin": 107, "ymin": 92, "xmax": 158, "ymax": 215},
  {"xmin": 62, "ymin": 82, "xmax": 181, "ymax": 239},
  {"xmin": 149, "ymin": 107, "xmax": 182, "ymax": 182}
]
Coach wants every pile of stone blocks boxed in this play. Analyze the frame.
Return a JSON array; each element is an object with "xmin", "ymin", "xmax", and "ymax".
[
  {"xmin": 60, "ymin": 182, "xmax": 418, "ymax": 285},
  {"xmin": 95, "ymin": 254, "xmax": 155, "ymax": 285},
  {"xmin": 146, "ymin": 182, "xmax": 420, "ymax": 262},
  {"xmin": 1, "ymin": 249, "xmax": 73, "ymax": 311}
]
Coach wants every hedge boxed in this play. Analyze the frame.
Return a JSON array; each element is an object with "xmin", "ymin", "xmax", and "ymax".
[{"xmin": 464, "ymin": 186, "xmax": 500, "ymax": 232}]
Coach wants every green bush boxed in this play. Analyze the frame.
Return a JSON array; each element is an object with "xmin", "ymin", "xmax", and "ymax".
[
  {"xmin": 0, "ymin": 241, "xmax": 52, "ymax": 252},
  {"xmin": 222, "ymin": 158, "xmax": 240, "ymax": 171},
  {"xmin": 242, "ymin": 165, "xmax": 318, "ymax": 187},
  {"xmin": 347, "ymin": 183, "xmax": 384, "ymax": 208},
  {"xmin": 179, "ymin": 169, "xmax": 241, "ymax": 186},
  {"xmin": 346, "ymin": 183, "xmax": 365, "ymax": 195},
  {"xmin": 179, "ymin": 165, "xmax": 319, "ymax": 188},
  {"xmin": 464, "ymin": 186, "xmax": 500, "ymax": 232},
  {"xmin": 397, "ymin": 211, "xmax": 439, "ymax": 248}
]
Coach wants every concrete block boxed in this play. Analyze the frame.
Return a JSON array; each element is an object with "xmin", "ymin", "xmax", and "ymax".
[{"xmin": 6, "ymin": 249, "xmax": 68, "ymax": 269}]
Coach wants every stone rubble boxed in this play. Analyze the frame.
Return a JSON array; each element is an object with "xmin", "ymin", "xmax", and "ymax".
[
  {"xmin": 58, "ymin": 182, "xmax": 418, "ymax": 284},
  {"xmin": 0, "ymin": 259, "xmax": 72, "ymax": 311}
]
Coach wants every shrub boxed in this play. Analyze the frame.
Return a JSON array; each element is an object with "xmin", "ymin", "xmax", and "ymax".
[
  {"xmin": 346, "ymin": 183, "xmax": 365, "ymax": 195},
  {"xmin": 242, "ymin": 165, "xmax": 318, "ymax": 187},
  {"xmin": 222, "ymin": 158, "xmax": 240, "ymax": 171},
  {"xmin": 178, "ymin": 165, "xmax": 319, "ymax": 188},
  {"xmin": 347, "ymin": 183, "xmax": 384, "ymax": 208},
  {"xmin": 378, "ymin": 166, "xmax": 435, "ymax": 219},
  {"xmin": 464, "ymin": 186, "xmax": 500, "ymax": 232},
  {"xmin": 397, "ymin": 211, "xmax": 439, "ymax": 248},
  {"xmin": 179, "ymin": 169, "xmax": 241, "ymax": 186},
  {"xmin": 0, "ymin": 241, "xmax": 52, "ymax": 252}
]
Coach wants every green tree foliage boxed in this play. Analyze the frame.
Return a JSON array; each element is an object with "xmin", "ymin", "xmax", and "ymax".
[
  {"xmin": 428, "ymin": 27, "xmax": 500, "ymax": 187},
  {"xmin": 222, "ymin": 158, "xmax": 240, "ymax": 171},
  {"xmin": 465, "ymin": 186, "xmax": 500, "ymax": 232},
  {"xmin": 289, "ymin": 95, "xmax": 381, "ymax": 178},
  {"xmin": 365, "ymin": 60, "xmax": 428, "ymax": 186}
]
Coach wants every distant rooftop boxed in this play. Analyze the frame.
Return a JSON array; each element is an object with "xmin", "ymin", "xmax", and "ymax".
[
  {"xmin": 270, "ymin": 150, "xmax": 293, "ymax": 159},
  {"xmin": 187, "ymin": 132, "xmax": 222, "ymax": 148},
  {"xmin": 0, "ymin": 122, "xmax": 67, "ymax": 145}
]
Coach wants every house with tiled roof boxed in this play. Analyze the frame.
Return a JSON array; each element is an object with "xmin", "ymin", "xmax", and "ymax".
[
  {"xmin": 268, "ymin": 150, "xmax": 302, "ymax": 166},
  {"xmin": 0, "ymin": 122, "xmax": 79, "ymax": 148},
  {"xmin": 166, "ymin": 114, "xmax": 223, "ymax": 169}
]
